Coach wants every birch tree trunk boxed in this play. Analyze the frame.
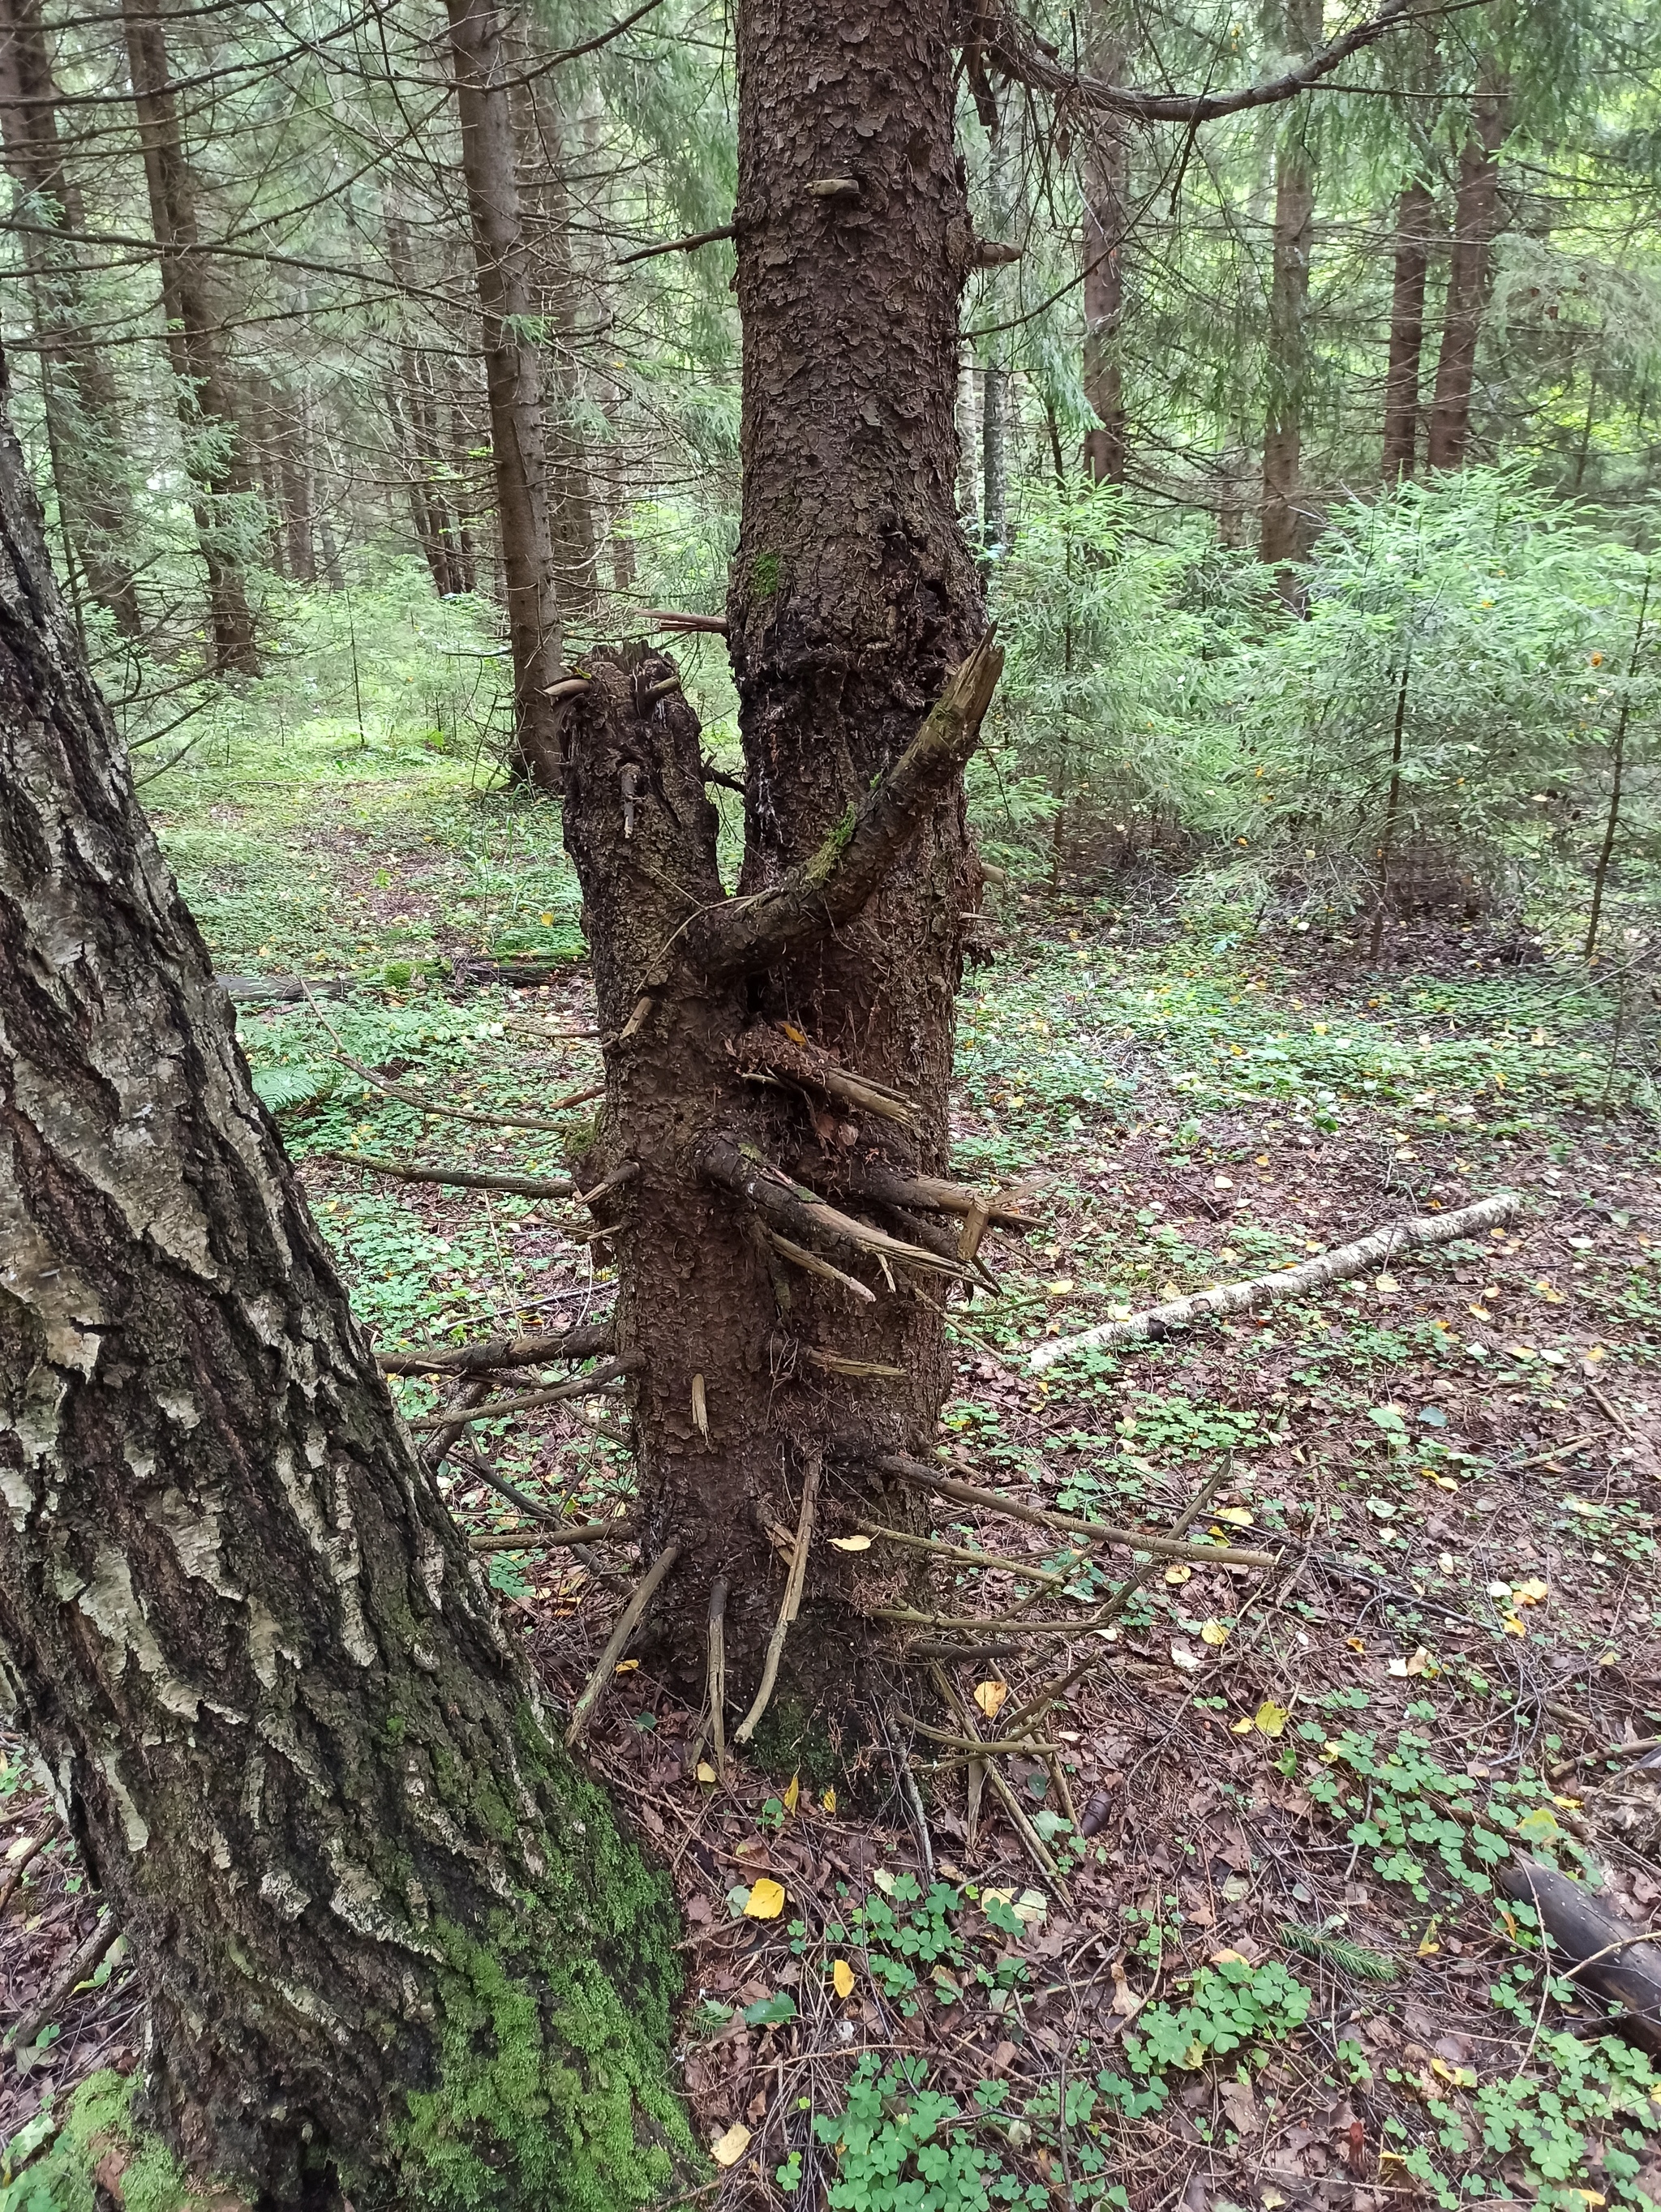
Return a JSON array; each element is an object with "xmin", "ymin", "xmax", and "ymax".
[{"xmin": 0, "ymin": 348, "xmax": 684, "ymax": 2208}]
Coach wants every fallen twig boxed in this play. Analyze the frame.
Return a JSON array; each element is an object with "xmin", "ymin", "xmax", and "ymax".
[
  {"xmin": 1029, "ymin": 1190, "xmax": 1522, "ymax": 1370},
  {"xmin": 564, "ymin": 1542, "xmax": 683, "ymax": 1747},
  {"xmin": 380, "ymin": 1322, "xmax": 614, "ymax": 1376},
  {"xmin": 332, "ymin": 1050, "xmax": 604, "ymax": 1136},
  {"xmin": 405, "ymin": 1355, "xmax": 639, "ymax": 1430},
  {"xmin": 735, "ymin": 1457, "xmax": 821, "ymax": 1746},
  {"xmin": 0, "ymin": 1828, "xmax": 52, "ymax": 1913},
  {"xmin": 467, "ymin": 1518, "xmax": 639, "ymax": 1553},
  {"xmin": 6, "ymin": 1914, "xmax": 120, "ymax": 2063},
  {"xmin": 1547, "ymin": 1734, "xmax": 1661, "ymax": 1784},
  {"xmin": 878, "ymin": 1457, "xmax": 1277, "ymax": 1568},
  {"xmin": 320, "ymin": 1151, "xmax": 576, "ymax": 1199},
  {"xmin": 854, "ymin": 1516, "xmax": 1092, "ymax": 1589},
  {"xmin": 1504, "ymin": 1429, "xmax": 1607, "ymax": 1474}
]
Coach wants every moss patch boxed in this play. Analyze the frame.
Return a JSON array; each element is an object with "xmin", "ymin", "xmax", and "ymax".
[{"xmin": 1, "ymin": 2071, "xmax": 199, "ymax": 2212}]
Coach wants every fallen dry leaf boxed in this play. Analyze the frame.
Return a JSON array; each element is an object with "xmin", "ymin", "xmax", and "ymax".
[
  {"xmin": 974, "ymin": 1679, "xmax": 1010, "ymax": 1720},
  {"xmin": 831, "ymin": 1958, "xmax": 855, "ymax": 2000},
  {"xmin": 1254, "ymin": 1699, "xmax": 1290, "ymax": 1738},
  {"xmin": 710, "ymin": 2123, "xmax": 751, "ymax": 2168},
  {"xmin": 744, "ymin": 1878, "xmax": 786, "ymax": 1920},
  {"xmin": 1200, "ymin": 1619, "xmax": 1230, "ymax": 1647},
  {"xmin": 829, "ymin": 1534, "xmax": 871, "ymax": 1552},
  {"xmin": 782, "ymin": 1773, "xmax": 800, "ymax": 1815},
  {"xmin": 1164, "ymin": 1563, "xmax": 1192, "ymax": 1586}
]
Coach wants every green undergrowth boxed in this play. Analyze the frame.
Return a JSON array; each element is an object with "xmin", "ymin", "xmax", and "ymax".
[{"xmin": 0, "ymin": 2073, "xmax": 195, "ymax": 2212}]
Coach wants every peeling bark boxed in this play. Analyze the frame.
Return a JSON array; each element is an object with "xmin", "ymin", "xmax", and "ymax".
[{"xmin": 0, "ymin": 351, "xmax": 682, "ymax": 2207}]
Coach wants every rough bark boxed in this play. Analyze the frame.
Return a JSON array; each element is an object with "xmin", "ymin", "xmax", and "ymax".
[
  {"xmin": 519, "ymin": 66, "xmax": 599, "ymax": 617},
  {"xmin": 444, "ymin": 0, "xmax": 564, "ymax": 781},
  {"xmin": 384, "ymin": 208, "xmax": 467, "ymax": 599},
  {"xmin": 1381, "ymin": 176, "xmax": 1432, "ymax": 482},
  {"xmin": 0, "ymin": 353, "xmax": 684, "ymax": 2206},
  {"xmin": 0, "ymin": 0, "xmax": 143, "ymax": 636},
  {"xmin": 1079, "ymin": 20, "xmax": 1128, "ymax": 485},
  {"xmin": 1259, "ymin": 0, "xmax": 1321, "ymax": 584},
  {"xmin": 120, "ymin": 0, "xmax": 260, "ymax": 676},
  {"xmin": 552, "ymin": 0, "xmax": 991, "ymax": 1717},
  {"xmin": 1427, "ymin": 75, "xmax": 1508, "ymax": 470}
]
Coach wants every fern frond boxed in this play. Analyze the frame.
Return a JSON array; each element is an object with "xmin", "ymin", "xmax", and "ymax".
[{"xmin": 251, "ymin": 1062, "xmax": 335, "ymax": 1115}]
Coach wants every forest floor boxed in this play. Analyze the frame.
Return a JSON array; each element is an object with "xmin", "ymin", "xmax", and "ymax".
[{"xmin": 2, "ymin": 733, "xmax": 1659, "ymax": 2212}]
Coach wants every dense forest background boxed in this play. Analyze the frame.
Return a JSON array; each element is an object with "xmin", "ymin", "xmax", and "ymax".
[{"xmin": 2, "ymin": 0, "xmax": 1658, "ymax": 955}]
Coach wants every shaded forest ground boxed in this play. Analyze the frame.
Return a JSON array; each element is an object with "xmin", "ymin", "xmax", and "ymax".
[{"xmin": 2, "ymin": 726, "xmax": 1659, "ymax": 2212}]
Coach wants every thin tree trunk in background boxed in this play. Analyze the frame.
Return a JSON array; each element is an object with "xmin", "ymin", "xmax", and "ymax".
[
  {"xmin": 957, "ymin": 349, "xmax": 981, "ymax": 527},
  {"xmin": 0, "ymin": 344, "xmax": 685, "ymax": 2206},
  {"xmin": 120, "ymin": 0, "xmax": 260, "ymax": 675},
  {"xmin": 1079, "ymin": 20, "xmax": 1127, "ymax": 485},
  {"xmin": 1427, "ymin": 75, "xmax": 1508, "ymax": 469},
  {"xmin": 522, "ymin": 66, "xmax": 599, "ymax": 619},
  {"xmin": 1381, "ymin": 176, "xmax": 1431, "ymax": 481},
  {"xmin": 982, "ymin": 361, "xmax": 1008, "ymax": 554},
  {"xmin": 0, "ymin": 0, "xmax": 142, "ymax": 635},
  {"xmin": 444, "ymin": 0, "xmax": 563, "ymax": 783},
  {"xmin": 1260, "ymin": 0, "xmax": 1320, "ymax": 586},
  {"xmin": 1585, "ymin": 566, "xmax": 1650, "ymax": 958},
  {"xmin": 384, "ymin": 208, "xmax": 466, "ymax": 597},
  {"xmin": 275, "ymin": 384, "xmax": 315, "ymax": 584}
]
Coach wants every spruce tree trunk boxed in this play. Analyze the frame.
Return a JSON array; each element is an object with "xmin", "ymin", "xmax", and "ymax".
[
  {"xmin": 120, "ymin": 0, "xmax": 260, "ymax": 677},
  {"xmin": 554, "ymin": 0, "xmax": 993, "ymax": 1708},
  {"xmin": 0, "ymin": 0, "xmax": 143, "ymax": 637},
  {"xmin": 1381, "ymin": 176, "xmax": 1432, "ymax": 481},
  {"xmin": 384, "ymin": 208, "xmax": 467, "ymax": 599},
  {"xmin": 520, "ymin": 66, "xmax": 599, "ymax": 617},
  {"xmin": 1427, "ymin": 77, "xmax": 1508, "ymax": 469},
  {"xmin": 0, "ymin": 352, "xmax": 685, "ymax": 2209},
  {"xmin": 1079, "ymin": 24, "xmax": 1128, "ymax": 485},
  {"xmin": 444, "ymin": 0, "xmax": 564, "ymax": 782},
  {"xmin": 1259, "ymin": 2, "xmax": 1320, "ymax": 585}
]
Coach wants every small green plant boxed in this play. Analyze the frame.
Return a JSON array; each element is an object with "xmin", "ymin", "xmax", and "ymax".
[{"xmin": 1279, "ymin": 1923, "xmax": 1397, "ymax": 1982}]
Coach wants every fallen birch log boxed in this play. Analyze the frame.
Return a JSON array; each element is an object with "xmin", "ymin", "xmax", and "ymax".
[{"xmin": 1030, "ymin": 1190, "xmax": 1521, "ymax": 1373}]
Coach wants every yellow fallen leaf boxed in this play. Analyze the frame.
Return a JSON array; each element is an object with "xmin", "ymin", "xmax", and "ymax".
[
  {"xmin": 1158, "ymin": 1280, "xmax": 1182, "ymax": 1301},
  {"xmin": 744, "ymin": 1878, "xmax": 786, "ymax": 1920},
  {"xmin": 1200, "ymin": 1620, "xmax": 1230, "ymax": 1647},
  {"xmin": 783, "ymin": 1774, "xmax": 800, "ymax": 1815},
  {"xmin": 1388, "ymin": 1646, "xmax": 1438, "ymax": 1680},
  {"xmin": 1513, "ymin": 1577, "xmax": 1549, "ymax": 1606},
  {"xmin": 975, "ymin": 1679, "xmax": 1010, "ymax": 1720},
  {"xmin": 710, "ymin": 2122, "xmax": 752, "ymax": 2167},
  {"xmin": 831, "ymin": 1958, "xmax": 855, "ymax": 2000},
  {"xmin": 1254, "ymin": 1700, "xmax": 1290, "ymax": 1738},
  {"xmin": 614, "ymin": 1657, "xmax": 640, "ymax": 1674},
  {"xmin": 1346, "ymin": 1635, "xmax": 1367, "ymax": 1654},
  {"xmin": 1418, "ymin": 1918, "xmax": 1441, "ymax": 1957},
  {"xmin": 1230, "ymin": 1716, "xmax": 1255, "ymax": 1735},
  {"xmin": 830, "ymin": 1534, "xmax": 872, "ymax": 1552},
  {"xmin": 780, "ymin": 1022, "xmax": 809, "ymax": 1047},
  {"xmin": 1375, "ymin": 1274, "xmax": 1398, "ymax": 1292},
  {"xmin": 695, "ymin": 1760, "xmax": 718, "ymax": 1783},
  {"xmin": 1164, "ymin": 1563, "xmax": 1192, "ymax": 1586},
  {"xmin": 1216, "ymin": 1506, "xmax": 1254, "ymax": 1527},
  {"xmin": 1210, "ymin": 1948, "xmax": 1251, "ymax": 1966},
  {"xmin": 1501, "ymin": 1613, "xmax": 1527, "ymax": 1638},
  {"xmin": 822, "ymin": 1787, "xmax": 836, "ymax": 1813}
]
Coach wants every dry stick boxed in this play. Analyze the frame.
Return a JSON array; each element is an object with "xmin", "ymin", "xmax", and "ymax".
[
  {"xmin": 333, "ymin": 1050, "xmax": 605, "ymax": 1135},
  {"xmin": 4, "ymin": 1914, "xmax": 120, "ymax": 2058},
  {"xmin": 802, "ymin": 1348, "xmax": 907, "ymax": 1380},
  {"xmin": 734, "ymin": 1459, "xmax": 821, "ymax": 1746},
  {"xmin": 0, "ymin": 1829, "xmax": 52, "ymax": 1913},
  {"xmin": 878, "ymin": 1457, "xmax": 1277, "ymax": 1568},
  {"xmin": 1587, "ymin": 1383, "xmax": 1637, "ymax": 1440},
  {"xmin": 835, "ymin": 1162, "xmax": 1037, "ymax": 1230},
  {"xmin": 1030, "ymin": 1190, "xmax": 1522, "ymax": 1371},
  {"xmin": 708, "ymin": 1576, "xmax": 729, "ymax": 1774},
  {"xmin": 1548, "ymin": 1734, "xmax": 1661, "ymax": 1784},
  {"xmin": 564, "ymin": 1542, "xmax": 684, "ymax": 1749},
  {"xmin": 422, "ymin": 1377, "xmax": 492, "ymax": 1472},
  {"xmin": 927, "ymin": 1661, "xmax": 1067, "ymax": 1896},
  {"xmin": 706, "ymin": 1140, "xmax": 974, "ymax": 1287},
  {"xmin": 910, "ymin": 1721, "xmax": 1061, "ymax": 1756},
  {"xmin": 632, "ymin": 607, "xmax": 731, "ymax": 634},
  {"xmin": 380, "ymin": 1322, "xmax": 615, "ymax": 1377},
  {"xmin": 854, "ymin": 1517, "xmax": 1092, "ymax": 1589},
  {"xmin": 467, "ymin": 1519, "xmax": 640, "ymax": 1554},
  {"xmin": 616, "ymin": 222, "xmax": 736, "ymax": 266},
  {"xmin": 1505, "ymin": 1430, "xmax": 1607, "ymax": 1476},
  {"xmin": 322, "ymin": 1151, "xmax": 576, "ymax": 1199},
  {"xmin": 405, "ymin": 1356, "xmax": 639, "ymax": 1430}
]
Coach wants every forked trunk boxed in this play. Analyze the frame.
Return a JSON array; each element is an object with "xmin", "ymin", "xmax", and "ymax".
[
  {"xmin": 556, "ymin": 0, "xmax": 992, "ymax": 1730},
  {"xmin": 0, "ymin": 349, "xmax": 684, "ymax": 2206}
]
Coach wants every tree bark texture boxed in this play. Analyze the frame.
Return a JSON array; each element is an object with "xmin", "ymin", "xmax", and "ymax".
[
  {"xmin": 1427, "ymin": 76, "xmax": 1508, "ymax": 470},
  {"xmin": 519, "ymin": 66, "xmax": 599, "ymax": 618},
  {"xmin": 0, "ymin": 0, "xmax": 143, "ymax": 637},
  {"xmin": 120, "ymin": 0, "xmax": 260, "ymax": 676},
  {"xmin": 1381, "ymin": 176, "xmax": 1432, "ymax": 481},
  {"xmin": 1259, "ymin": 0, "xmax": 1321, "ymax": 580},
  {"xmin": 444, "ymin": 0, "xmax": 564, "ymax": 782},
  {"xmin": 0, "ymin": 356, "xmax": 684, "ymax": 2206},
  {"xmin": 384, "ymin": 208, "xmax": 470, "ymax": 599},
  {"xmin": 1079, "ymin": 20, "xmax": 1128, "ymax": 485},
  {"xmin": 554, "ymin": 0, "xmax": 990, "ymax": 1717}
]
